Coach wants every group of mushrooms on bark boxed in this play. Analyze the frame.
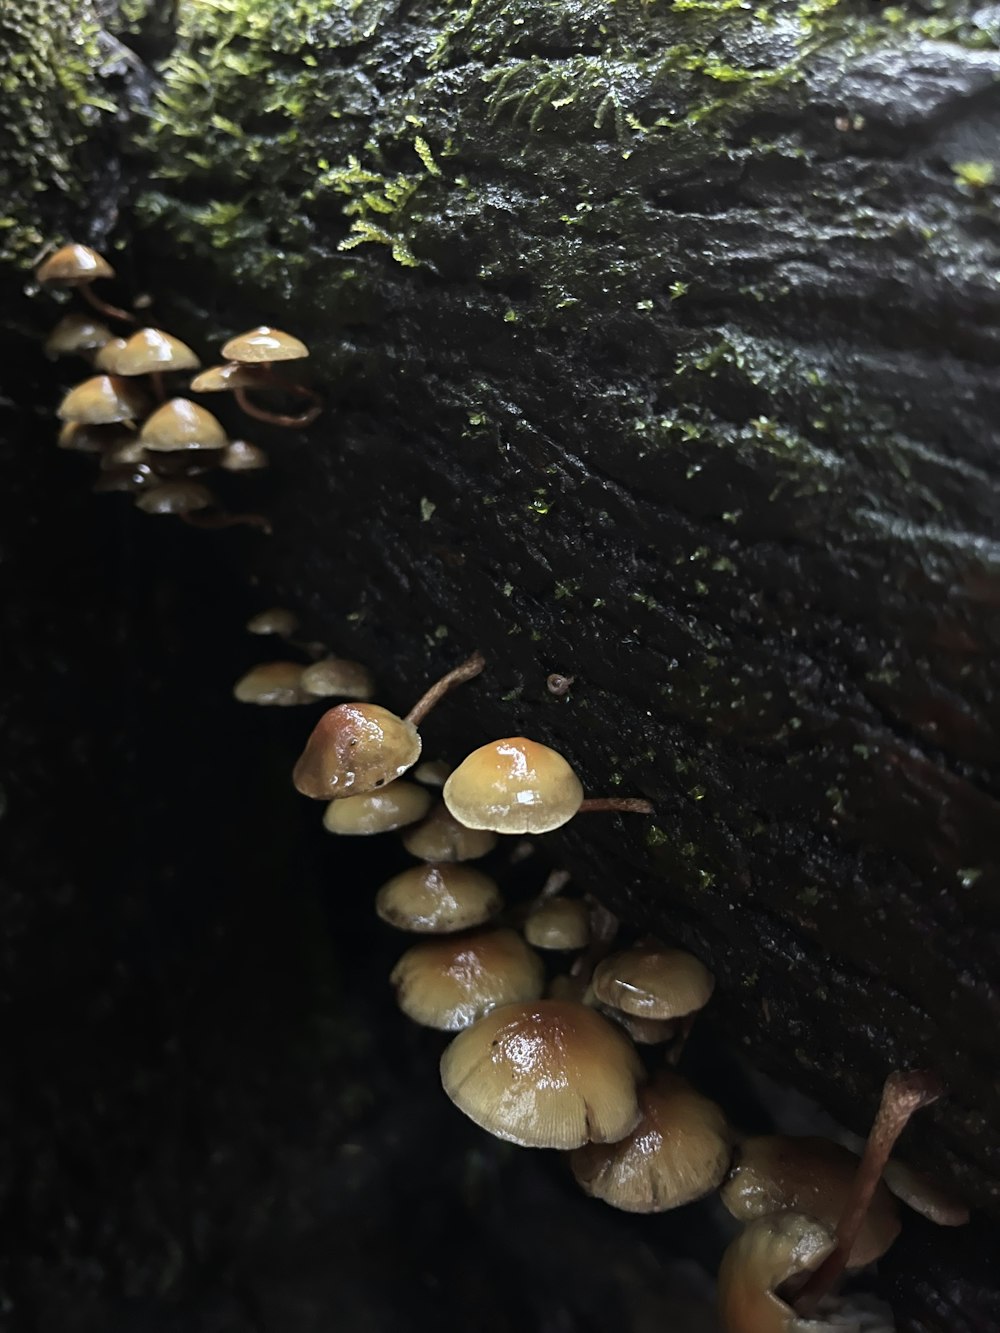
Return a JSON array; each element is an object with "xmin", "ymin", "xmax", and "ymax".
[{"xmin": 35, "ymin": 242, "xmax": 972, "ymax": 1333}]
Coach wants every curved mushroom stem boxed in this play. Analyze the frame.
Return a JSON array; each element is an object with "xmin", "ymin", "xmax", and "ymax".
[
  {"xmin": 578, "ymin": 797, "xmax": 655, "ymax": 815},
  {"xmin": 793, "ymin": 1069, "xmax": 944, "ymax": 1317},
  {"xmin": 80, "ymin": 283, "xmax": 136, "ymax": 325},
  {"xmin": 405, "ymin": 651, "xmax": 486, "ymax": 726},
  {"xmin": 181, "ymin": 510, "xmax": 273, "ymax": 534},
  {"xmin": 234, "ymin": 383, "xmax": 323, "ymax": 429}
]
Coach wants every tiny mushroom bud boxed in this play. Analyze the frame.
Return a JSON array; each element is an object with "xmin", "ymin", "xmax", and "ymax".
[
  {"xmin": 717, "ymin": 1213, "xmax": 836, "ymax": 1333},
  {"xmin": 592, "ymin": 945, "xmax": 715, "ymax": 1022},
  {"xmin": 524, "ymin": 896, "xmax": 591, "ymax": 951},
  {"xmin": 222, "ymin": 326, "xmax": 309, "ymax": 363},
  {"xmin": 443, "ymin": 737, "xmax": 584, "ymax": 834},
  {"xmin": 113, "ymin": 328, "xmax": 200, "ymax": 376},
  {"xmin": 401, "ymin": 802, "xmax": 498, "ymax": 863},
  {"xmin": 572, "ymin": 1070, "xmax": 733, "ymax": 1212},
  {"xmin": 57, "ymin": 375, "xmax": 150, "ymax": 425},
  {"xmin": 391, "ymin": 928, "xmax": 544, "ymax": 1030},
  {"xmin": 45, "ymin": 312, "xmax": 113, "ymax": 359},
  {"xmin": 293, "ymin": 702, "xmax": 421, "ymax": 799},
  {"xmin": 440, "ymin": 998, "xmax": 645, "ymax": 1149},
  {"xmin": 300, "ymin": 656, "xmax": 375, "ymax": 701},
  {"xmin": 139, "ymin": 399, "xmax": 228, "ymax": 452},
  {"xmin": 233, "ymin": 661, "xmax": 311, "ymax": 706},
  {"xmin": 101, "ymin": 433, "xmax": 149, "ymax": 467},
  {"xmin": 376, "ymin": 863, "xmax": 503, "ymax": 934},
  {"xmin": 322, "ymin": 779, "xmax": 431, "ymax": 835},
  {"xmin": 246, "ymin": 607, "xmax": 299, "ymax": 637},
  {"xmin": 135, "ymin": 481, "xmax": 214, "ymax": 516},
  {"xmin": 220, "ymin": 439, "xmax": 269, "ymax": 472}
]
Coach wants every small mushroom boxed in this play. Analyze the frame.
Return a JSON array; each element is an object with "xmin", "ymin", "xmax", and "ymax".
[
  {"xmin": 222, "ymin": 327, "xmax": 309, "ymax": 363},
  {"xmin": 57, "ymin": 375, "xmax": 150, "ymax": 425},
  {"xmin": 300, "ymin": 657, "xmax": 375, "ymax": 701},
  {"xmin": 101, "ymin": 434, "xmax": 148, "ymax": 467},
  {"xmin": 44, "ymin": 312, "xmax": 113, "ymax": 360},
  {"xmin": 218, "ymin": 325, "xmax": 321, "ymax": 427},
  {"xmin": 882, "ymin": 1159, "xmax": 970, "ymax": 1227},
  {"xmin": 376, "ymin": 863, "xmax": 503, "ymax": 933},
  {"xmin": 57, "ymin": 421, "xmax": 135, "ymax": 454},
  {"xmin": 391, "ymin": 928, "xmax": 544, "ymax": 1030},
  {"xmin": 232, "ymin": 662, "xmax": 311, "ymax": 706},
  {"xmin": 219, "ymin": 439, "xmax": 269, "ymax": 472},
  {"xmin": 135, "ymin": 481, "xmax": 214, "ymax": 516},
  {"xmin": 139, "ymin": 399, "xmax": 228, "ymax": 452},
  {"xmin": 524, "ymin": 896, "xmax": 591, "ymax": 951},
  {"xmin": 717, "ymin": 1213, "xmax": 836, "ymax": 1333},
  {"xmin": 413, "ymin": 759, "xmax": 451, "ymax": 786},
  {"xmin": 36, "ymin": 243, "xmax": 134, "ymax": 323},
  {"xmin": 321, "ymin": 779, "xmax": 431, "ymax": 835},
  {"xmin": 572, "ymin": 1070, "xmax": 733, "ymax": 1212},
  {"xmin": 440, "ymin": 998, "xmax": 645, "ymax": 1149},
  {"xmin": 401, "ymin": 802, "xmax": 498, "ymax": 863},
  {"xmin": 591, "ymin": 945, "xmax": 715, "ymax": 1022},
  {"xmin": 114, "ymin": 327, "xmax": 200, "ymax": 399},
  {"xmin": 190, "ymin": 363, "xmax": 264, "ymax": 393},
  {"xmin": 246, "ymin": 607, "xmax": 299, "ymax": 637},
  {"xmin": 93, "ymin": 338, "xmax": 129, "ymax": 373}
]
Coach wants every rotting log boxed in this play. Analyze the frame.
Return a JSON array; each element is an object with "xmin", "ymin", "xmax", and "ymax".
[{"xmin": 2, "ymin": 0, "xmax": 1000, "ymax": 1326}]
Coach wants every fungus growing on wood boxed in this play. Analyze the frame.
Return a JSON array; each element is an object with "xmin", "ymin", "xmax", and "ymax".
[
  {"xmin": 882, "ymin": 1159, "xmax": 970, "ymax": 1227},
  {"xmin": 114, "ymin": 328, "xmax": 200, "ymax": 399},
  {"xmin": 93, "ymin": 338, "xmax": 129, "ymax": 372},
  {"xmin": 57, "ymin": 422, "xmax": 134, "ymax": 454},
  {"xmin": 592, "ymin": 946, "xmax": 715, "ymax": 1022},
  {"xmin": 44, "ymin": 313, "xmax": 113, "ymax": 360},
  {"xmin": 190, "ymin": 363, "xmax": 264, "ymax": 393},
  {"xmin": 219, "ymin": 439, "xmax": 269, "ymax": 472},
  {"xmin": 216, "ymin": 325, "xmax": 322, "ymax": 427},
  {"xmin": 300, "ymin": 657, "xmax": 375, "ymax": 701},
  {"xmin": 440, "ymin": 998, "xmax": 644, "ymax": 1149},
  {"xmin": 321, "ymin": 780, "xmax": 431, "ymax": 835},
  {"xmin": 36, "ymin": 243, "xmax": 135, "ymax": 323},
  {"xmin": 401, "ymin": 802, "xmax": 498, "ymax": 862},
  {"xmin": 139, "ymin": 399, "xmax": 227, "ymax": 452},
  {"xmin": 413, "ymin": 759, "xmax": 451, "ymax": 786},
  {"xmin": 524, "ymin": 896, "xmax": 590, "ymax": 951},
  {"xmin": 390, "ymin": 928, "xmax": 544, "ymax": 1030},
  {"xmin": 232, "ymin": 662, "xmax": 311, "ymax": 706},
  {"xmin": 376, "ymin": 863, "xmax": 503, "ymax": 933},
  {"xmin": 57, "ymin": 376, "xmax": 150, "ymax": 425},
  {"xmin": 717, "ymin": 1213, "xmax": 837, "ymax": 1333}
]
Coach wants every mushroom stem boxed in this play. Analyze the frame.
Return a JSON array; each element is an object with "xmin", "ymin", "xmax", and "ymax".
[
  {"xmin": 181, "ymin": 510, "xmax": 273, "ymax": 534},
  {"xmin": 149, "ymin": 370, "xmax": 168, "ymax": 403},
  {"xmin": 570, "ymin": 898, "xmax": 619, "ymax": 984},
  {"xmin": 405, "ymin": 651, "xmax": 486, "ymax": 726},
  {"xmin": 665, "ymin": 1013, "xmax": 697, "ymax": 1066},
  {"xmin": 234, "ymin": 383, "xmax": 323, "ymax": 429},
  {"xmin": 578, "ymin": 797, "xmax": 655, "ymax": 815},
  {"xmin": 80, "ymin": 283, "xmax": 136, "ymax": 326},
  {"xmin": 793, "ymin": 1069, "xmax": 944, "ymax": 1317}
]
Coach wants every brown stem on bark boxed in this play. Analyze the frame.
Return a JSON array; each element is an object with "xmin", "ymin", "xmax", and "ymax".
[
  {"xmin": 405, "ymin": 651, "xmax": 486, "ymax": 726},
  {"xmin": 80, "ymin": 283, "xmax": 136, "ymax": 325},
  {"xmin": 578, "ymin": 797, "xmax": 654, "ymax": 815},
  {"xmin": 234, "ymin": 383, "xmax": 323, "ymax": 429}
]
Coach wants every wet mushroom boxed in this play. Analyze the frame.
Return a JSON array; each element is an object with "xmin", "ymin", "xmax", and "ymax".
[
  {"xmin": 717, "ymin": 1213, "xmax": 836, "ymax": 1333},
  {"xmin": 300, "ymin": 657, "xmax": 375, "ymax": 701},
  {"xmin": 376, "ymin": 864, "xmax": 503, "ymax": 933},
  {"xmin": 44, "ymin": 312, "xmax": 113, "ymax": 361},
  {"xmin": 391, "ymin": 928, "xmax": 544, "ymax": 1030},
  {"xmin": 218, "ymin": 325, "xmax": 322, "ymax": 427},
  {"xmin": 57, "ymin": 375, "xmax": 150, "ymax": 425},
  {"xmin": 882, "ymin": 1159, "xmax": 970, "ymax": 1227},
  {"xmin": 401, "ymin": 802, "xmax": 498, "ymax": 863},
  {"xmin": 232, "ymin": 662, "xmax": 311, "ymax": 706},
  {"xmin": 321, "ymin": 779, "xmax": 431, "ymax": 835},
  {"xmin": 93, "ymin": 337, "xmax": 129, "ymax": 373},
  {"xmin": 57, "ymin": 421, "xmax": 136, "ymax": 455},
  {"xmin": 134, "ymin": 481, "xmax": 215, "ymax": 517},
  {"xmin": 36, "ymin": 243, "xmax": 134, "ymax": 323},
  {"xmin": 524, "ymin": 896, "xmax": 591, "ymax": 951},
  {"xmin": 113, "ymin": 328, "xmax": 200, "ymax": 400},
  {"xmin": 190, "ymin": 362, "xmax": 264, "ymax": 393},
  {"xmin": 219, "ymin": 439, "xmax": 269, "ymax": 472},
  {"xmin": 591, "ymin": 946, "xmax": 715, "ymax": 1023},
  {"xmin": 139, "ymin": 399, "xmax": 228, "ymax": 453}
]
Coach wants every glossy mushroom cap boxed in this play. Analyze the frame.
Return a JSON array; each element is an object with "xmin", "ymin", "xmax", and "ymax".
[
  {"xmin": 139, "ymin": 399, "xmax": 228, "ymax": 452},
  {"xmin": 321, "ymin": 780, "xmax": 431, "ymax": 835},
  {"xmin": 391, "ymin": 928, "xmax": 544, "ymax": 1030},
  {"xmin": 222, "ymin": 326, "xmax": 308, "ymax": 363},
  {"xmin": 717, "ymin": 1213, "xmax": 835, "ymax": 1333},
  {"xmin": 571, "ymin": 1071, "xmax": 733, "ymax": 1212},
  {"xmin": 592, "ymin": 945, "xmax": 715, "ymax": 1021},
  {"xmin": 115, "ymin": 328, "xmax": 200, "ymax": 376},
  {"xmin": 37, "ymin": 243, "xmax": 114, "ymax": 286},
  {"xmin": 190, "ymin": 362, "xmax": 264, "ymax": 392},
  {"xmin": 376, "ymin": 864, "xmax": 503, "ymax": 933},
  {"xmin": 292, "ymin": 702, "xmax": 421, "ymax": 799},
  {"xmin": 300, "ymin": 657, "xmax": 375, "ymax": 701},
  {"xmin": 220, "ymin": 440, "xmax": 269, "ymax": 472},
  {"xmin": 57, "ymin": 375, "xmax": 150, "ymax": 425},
  {"xmin": 595, "ymin": 1001, "xmax": 677, "ymax": 1046},
  {"xmin": 233, "ymin": 662, "xmax": 310, "ymax": 706},
  {"xmin": 135, "ymin": 481, "xmax": 214, "ymax": 516},
  {"xmin": 443, "ymin": 737, "xmax": 584, "ymax": 834},
  {"xmin": 93, "ymin": 338, "xmax": 129, "ymax": 373},
  {"xmin": 45, "ymin": 313, "xmax": 113, "ymax": 358},
  {"xmin": 720, "ymin": 1136, "xmax": 901, "ymax": 1269},
  {"xmin": 440, "ymin": 998, "xmax": 644, "ymax": 1149},
  {"xmin": 246, "ymin": 607, "xmax": 299, "ymax": 637},
  {"xmin": 524, "ymin": 897, "xmax": 590, "ymax": 951},
  {"xmin": 402, "ymin": 802, "xmax": 498, "ymax": 862}
]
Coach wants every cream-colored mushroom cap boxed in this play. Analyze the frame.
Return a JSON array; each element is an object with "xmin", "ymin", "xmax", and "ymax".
[
  {"xmin": 191, "ymin": 362, "xmax": 263, "ymax": 392},
  {"xmin": 220, "ymin": 440, "xmax": 269, "ymax": 472},
  {"xmin": 376, "ymin": 864, "xmax": 502, "ymax": 933},
  {"xmin": 222, "ymin": 326, "xmax": 308, "ymax": 363},
  {"xmin": 116, "ymin": 328, "xmax": 200, "ymax": 375},
  {"xmin": 525, "ymin": 897, "xmax": 590, "ymax": 951},
  {"xmin": 293, "ymin": 702, "xmax": 421, "ymax": 799},
  {"xmin": 246, "ymin": 607, "xmax": 299, "ymax": 637},
  {"xmin": 139, "ymin": 399, "xmax": 228, "ymax": 452},
  {"xmin": 93, "ymin": 338, "xmax": 129, "ymax": 373},
  {"xmin": 720, "ymin": 1136, "xmax": 900, "ymax": 1269},
  {"xmin": 233, "ymin": 661, "xmax": 310, "ymax": 706},
  {"xmin": 37, "ymin": 243, "xmax": 114, "ymax": 286},
  {"xmin": 717, "ymin": 1213, "xmax": 835, "ymax": 1333},
  {"xmin": 391, "ymin": 928, "xmax": 544, "ymax": 1030},
  {"xmin": 57, "ymin": 375, "xmax": 150, "ymax": 425},
  {"xmin": 571, "ymin": 1071, "xmax": 732, "ymax": 1212},
  {"xmin": 883, "ymin": 1159, "xmax": 970, "ymax": 1227},
  {"xmin": 440, "ymin": 998, "xmax": 644, "ymax": 1149},
  {"xmin": 322, "ymin": 780, "xmax": 431, "ymax": 835},
  {"xmin": 443, "ymin": 737, "xmax": 584, "ymax": 834},
  {"xmin": 45, "ymin": 313, "xmax": 113, "ymax": 358},
  {"xmin": 592, "ymin": 945, "xmax": 714, "ymax": 1021},
  {"xmin": 300, "ymin": 657, "xmax": 375, "ymax": 701},
  {"xmin": 402, "ymin": 803, "xmax": 498, "ymax": 863},
  {"xmin": 135, "ymin": 481, "xmax": 214, "ymax": 516}
]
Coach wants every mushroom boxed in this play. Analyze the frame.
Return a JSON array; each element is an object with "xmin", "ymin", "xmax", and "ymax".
[
  {"xmin": 391, "ymin": 928, "xmax": 544, "ymax": 1030},
  {"xmin": 300, "ymin": 657, "xmax": 375, "ymax": 701},
  {"xmin": 57, "ymin": 421, "xmax": 135, "ymax": 455},
  {"xmin": 413, "ymin": 759, "xmax": 451, "ymax": 786},
  {"xmin": 882, "ymin": 1159, "xmax": 970, "ymax": 1227},
  {"xmin": 113, "ymin": 328, "xmax": 200, "ymax": 400},
  {"xmin": 401, "ymin": 802, "xmax": 498, "ymax": 862},
  {"xmin": 717, "ymin": 1213, "xmax": 837, "ymax": 1333},
  {"xmin": 216, "ymin": 325, "xmax": 322, "ymax": 427},
  {"xmin": 321, "ymin": 779, "xmax": 431, "ymax": 835},
  {"xmin": 440, "ymin": 998, "xmax": 644, "ymax": 1149},
  {"xmin": 139, "ymin": 399, "xmax": 228, "ymax": 452},
  {"xmin": 591, "ymin": 945, "xmax": 715, "ymax": 1022},
  {"xmin": 44, "ymin": 312, "xmax": 113, "ymax": 360},
  {"xmin": 57, "ymin": 375, "xmax": 150, "ymax": 425},
  {"xmin": 572, "ymin": 1070, "xmax": 733, "ymax": 1212},
  {"xmin": 246, "ymin": 607, "xmax": 299, "ymax": 637},
  {"xmin": 93, "ymin": 338, "xmax": 129, "ymax": 372},
  {"xmin": 232, "ymin": 662, "xmax": 311, "ymax": 706},
  {"xmin": 35, "ymin": 243, "xmax": 134, "ymax": 323},
  {"xmin": 190, "ymin": 362, "xmax": 264, "ymax": 393},
  {"xmin": 219, "ymin": 439, "xmax": 269, "ymax": 472},
  {"xmin": 376, "ymin": 863, "xmax": 503, "ymax": 933},
  {"xmin": 134, "ymin": 481, "xmax": 215, "ymax": 517},
  {"xmin": 524, "ymin": 896, "xmax": 591, "ymax": 951},
  {"xmin": 442, "ymin": 737, "xmax": 653, "ymax": 835}
]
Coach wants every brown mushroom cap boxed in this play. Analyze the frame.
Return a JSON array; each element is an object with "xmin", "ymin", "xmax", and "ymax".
[
  {"xmin": 376, "ymin": 864, "xmax": 503, "ymax": 933},
  {"xmin": 115, "ymin": 328, "xmax": 200, "ymax": 376},
  {"xmin": 401, "ymin": 802, "xmax": 498, "ymax": 863},
  {"xmin": 321, "ymin": 780, "xmax": 431, "ymax": 835},
  {"xmin": 221, "ymin": 326, "xmax": 308, "ymax": 363},
  {"xmin": 45, "ymin": 313, "xmax": 113, "ymax": 358},
  {"xmin": 233, "ymin": 661, "xmax": 310, "ymax": 706},
  {"xmin": 191, "ymin": 362, "xmax": 264, "ymax": 392},
  {"xmin": 139, "ymin": 399, "xmax": 228, "ymax": 452},
  {"xmin": 391, "ymin": 928, "xmax": 544, "ymax": 1030},
  {"xmin": 882, "ymin": 1159, "xmax": 970, "ymax": 1227},
  {"xmin": 57, "ymin": 375, "xmax": 151, "ymax": 425},
  {"xmin": 292, "ymin": 702, "xmax": 421, "ymax": 799},
  {"xmin": 37, "ymin": 243, "xmax": 114, "ymax": 286},
  {"xmin": 300, "ymin": 657, "xmax": 375, "ymax": 701},
  {"xmin": 720, "ymin": 1136, "xmax": 901, "ymax": 1269},
  {"xmin": 717, "ymin": 1213, "xmax": 835, "ymax": 1333},
  {"xmin": 57, "ymin": 421, "xmax": 135, "ymax": 454},
  {"xmin": 93, "ymin": 338, "xmax": 129, "ymax": 373},
  {"xmin": 524, "ymin": 896, "xmax": 591, "ymax": 951},
  {"xmin": 571, "ymin": 1071, "xmax": 733, "ymax": 1212},
  {"xmin": 440, "ymin": 998, "xmax": 644, "ymax": 1149},
  {"xmin": 220, "ymin": 440, "xmax": 269, "ymax": 472},
  {"xmin": 135, "ymin": 481, "xmax": 214, "ymax": 516},
  {"xmin": 443, "ymin": 737, "xmax": 584, "ymax": 834},
  {"xmin": 592, "ymin": 945, "xmax": 715, "ymax": 1021}
]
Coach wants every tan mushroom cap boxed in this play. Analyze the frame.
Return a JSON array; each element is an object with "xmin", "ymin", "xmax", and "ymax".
[
  {"xmin": 102, "ymin": 434, "xmax": 148, "ymax": 467},
  {"xmin": 595, "ymin": 1000, "xmax": 677, "ymax": 1046},
  {"xmin": 524, "ymin": 896, "xmax": 590, "ymax": 951},
  {"xmin": 882, "ymin": 1159, "xmax": 970, "ymax": 1227},
  {"xmin": 392, "ymin": 928, "xmax": 544, "ymax": 1031},
  {"xmin": 233, "ymin": 661, "xmax": 310, "ymax": 706},
  {"xmin": 717, "ymin": 1213, "xmax": 835, "ymax": 1333},
  {"xmin": 246, "ymin": 607, "xmax": 299, "ymax": 636},
  {"xmin": 592, "ymin": 945, "xmax": 715, "ymax": 1021},
  {"xmin": 57, "ymin": 421, "xmax": 135, "ymax": 454},
  {"xmin": 571, "ymin": 1071, "xmax": 733, "ymax": 1212},
  {"xmin": 139, "ymin": 399, "xmax": 228, "ymax": 452},
  {"xmin": 293, "ymin": 702, "xmax": 421, "ymax": 799},
  {"xmin": 414, "ymin": 759, "xmax": 451, "ymax": 787},
  {"xmin": 191, "ymin": 362, "xmax": 264, "ymax": 392},
  {"xmin": 376, "ymin": 864, "xmax": 502, "ymax": 933},
  {"xmin": 93, "ymin": 338, "xmax": 129, "ymax": 373},
  {"xmin": 720, "ymin": 1136, "xmax": 901, "ymax": 1269},
  {"xmin": 402, "ymin": 802, "xmax": 498, "ymax": 863},
  {"xmin": 440, "ymin": 998, "xmax": 644, "ymax": 1149},
  {"xmin": 57, "ymin": 375, "xmax": 151, "ymax": 425},
  {"xmin": 115, "ymin": 328, "xmax": 200, "ymax": 376},
  {"xmin": 45, "ymin": 313, "xmax": 113, "ymax": 358},
  {"xmin": 443, "ymin": 737, "xmax": 584, "ymax": 834},
  {"xmin": 300, "ymin": 656, "xmax": 375, "ymax": 701},
  {"xmin": 220, "ymin": 439, "xmax": 269, "ymax": 472},
  {"xmin": 322, "ymin": 779, "xmax": 431, "ymax": 835},
  {"xmin": 222, "ymin": 326, "xmax": 308, "ymax": 363},
  {"xmin": 135, "ymin": 481, "xmax": 214, "ymax": 516},
  {"xmin": 37, "ymin": 243, "xmax": 114, "ymax": 286}
]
